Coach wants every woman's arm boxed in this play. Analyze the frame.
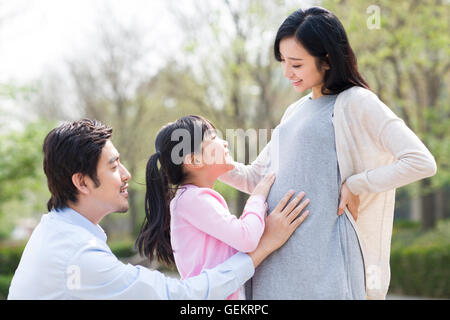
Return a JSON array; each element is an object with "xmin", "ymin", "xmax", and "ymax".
[
  {"xmin": 345, "ymin": 92, "xmax": 437, "ymax": 195},
  {"xmin": 218, "ymin": 96, "xmax": 308, "ymax": 195},
  {"xmin": 218, "ymin": 143, "xmax": 270, "ymax": 195}
]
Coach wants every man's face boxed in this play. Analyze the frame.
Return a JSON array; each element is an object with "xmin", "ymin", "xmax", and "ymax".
[{"xmin": 88, "ymin": 140, "xmax": 131, "ymax": 214}]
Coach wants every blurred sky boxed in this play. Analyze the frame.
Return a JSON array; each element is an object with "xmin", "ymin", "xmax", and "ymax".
[
  {"xmin": 0, "ymin": 0, "xmax": 176, "ymax": 84},
  {"xmin": 0, "ymin": 0, "xmax": 304, "ymax": 131}
]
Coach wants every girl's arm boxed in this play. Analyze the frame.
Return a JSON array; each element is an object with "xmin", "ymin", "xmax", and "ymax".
[
  {"xmin": 179, "ymin": 189, "xmax": 267, "ymax": 253},
  {"xmin": 344, "ymin": 91, "xmax": 437, "ymax": 195}
]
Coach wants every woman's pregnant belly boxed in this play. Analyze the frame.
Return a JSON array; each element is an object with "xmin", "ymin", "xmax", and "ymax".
[{"xmin": 251, "ymin": 165, "xmax": 365, "ymax": 299}]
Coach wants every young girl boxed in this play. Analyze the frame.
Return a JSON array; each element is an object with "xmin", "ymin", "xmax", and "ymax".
[
  {"xmin": 219, "ymin": 7, "xmax": 436, "ymax": 300},
  {"xmin": 135, "ymin": 115, "xmax": 310, "ymax": 300}
]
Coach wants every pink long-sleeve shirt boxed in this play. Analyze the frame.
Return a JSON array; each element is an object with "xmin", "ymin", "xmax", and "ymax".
[{"xmin": 169, "ymin": 184, "xmax": 266, "ymax": 300}]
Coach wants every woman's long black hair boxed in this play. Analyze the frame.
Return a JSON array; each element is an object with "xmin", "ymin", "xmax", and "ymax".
[
  {"xmin": 274, "ymin": 6, "xmax": 370, "ymax": 95},
  {"xmin": 135, "ymin": 115, "xmax": 215, "ymax": 266}
]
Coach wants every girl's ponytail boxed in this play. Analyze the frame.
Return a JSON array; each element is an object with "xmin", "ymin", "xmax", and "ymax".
[
  {"xmin": 136, "ymin": 115, "xmax": 216, "ymax": 266},
  {"xmin": 136, "ymin": 151, "xmax": 175, "ymax": 265}
]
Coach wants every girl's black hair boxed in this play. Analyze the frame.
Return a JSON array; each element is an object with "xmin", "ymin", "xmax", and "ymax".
[
  {"xmin": 135, "ymin": 115, "xmax": 215, "ymax": 265},
  {"xmin": 274, "ymin": 6, "xmax": 370, "ymax": 95}
]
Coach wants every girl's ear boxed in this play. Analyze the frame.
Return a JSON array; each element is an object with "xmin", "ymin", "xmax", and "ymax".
[
  {"xmin": 183, "ymin": 153, "xmax": 204, "ymax": 170},
  {"xmin": 72, "ymin": 173, "xmax": 91, "ymax": 195}
]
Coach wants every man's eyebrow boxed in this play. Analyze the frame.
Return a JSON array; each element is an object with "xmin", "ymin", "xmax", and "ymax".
[{"xmin": 108, "ymin": 156, "xmax": 120, "ymax": 164}]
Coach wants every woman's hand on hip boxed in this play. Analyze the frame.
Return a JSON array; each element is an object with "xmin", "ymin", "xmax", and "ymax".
[{"xmin": 338, "ymin": 182, "xmax": 360, "ymax": 221}]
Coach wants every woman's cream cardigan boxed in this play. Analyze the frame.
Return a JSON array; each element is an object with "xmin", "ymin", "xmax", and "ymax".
[{"xmin": 219, "ymin": 86, "xmax": 437, "ymax": 299}]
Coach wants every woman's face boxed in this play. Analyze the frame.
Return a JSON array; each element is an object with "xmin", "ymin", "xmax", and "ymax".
[{"xmin": 279, "ymin": 36, "xmax": 329, "ymax": 94}]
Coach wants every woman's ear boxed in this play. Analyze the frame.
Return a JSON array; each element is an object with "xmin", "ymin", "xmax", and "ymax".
[
  {"xmin": 322, "ymin": 54, "xmax": 331, "ymax": 70},
  {"xmin": 72, "ymin": 173, "xmax": 90, "ymax": 195}
]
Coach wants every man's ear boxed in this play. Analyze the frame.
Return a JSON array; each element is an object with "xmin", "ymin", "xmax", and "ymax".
[{"xmin": 72, "ymin": 173, "xmax": 90, "ymax": 195}]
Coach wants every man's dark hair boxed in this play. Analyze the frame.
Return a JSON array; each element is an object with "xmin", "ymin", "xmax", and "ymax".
[{"xmin": 43, "ymin": 119, "xmax": 113, "ymax": 211}]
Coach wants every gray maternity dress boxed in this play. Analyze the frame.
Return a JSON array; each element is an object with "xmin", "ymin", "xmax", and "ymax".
[{"xmin": 248, "ymin": 94, "xmax": 366, "ymax": 300}]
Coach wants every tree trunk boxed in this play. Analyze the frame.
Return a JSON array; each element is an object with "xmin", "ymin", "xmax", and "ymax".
[
  {"xmin": 435, "ymin": 189, "xmax": 444, "ymax": 221},
  {"xmin": 444, "ymin": 186, "xmax": 450, "ymax": 219},
  {"xmin": 421, "ymin": 178, "xmax": 436, "ymax": 230},
  {"xmin": 410, "ymin": 194, "xmax": 422, "ymax": 222}
]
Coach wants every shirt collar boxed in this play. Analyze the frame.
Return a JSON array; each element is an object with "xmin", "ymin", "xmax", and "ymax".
[{"xmin": 50, "ymin": 207, "xmax": 107, "ymax": 242}]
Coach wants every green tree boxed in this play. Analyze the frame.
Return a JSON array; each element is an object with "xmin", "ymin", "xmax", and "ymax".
[
  {"xmin": 0, "ymin": 121, "xmax": 54, "ymax": 239},
  {"xmin": 166, "ymin": 0, "xmax": 301, "ymax": 212},
  {"xmin": 36, "ymin": 17, "xmax": 213, "ymax": 238},
  {"xmin": 323, "ymin": 0, "xmax": 450, "ymax": 229}
]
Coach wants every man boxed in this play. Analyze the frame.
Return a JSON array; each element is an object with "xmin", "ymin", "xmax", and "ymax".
[{"xmin": 8, "ymin": 119, "xmax": 308, "ymax": 299}]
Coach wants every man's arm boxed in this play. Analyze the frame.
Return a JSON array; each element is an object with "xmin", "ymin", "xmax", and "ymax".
[
  {"xmin": 66, "ymin": 242, "xmax": 253, "ymax": 300},
  {"xmin": 66, "ymin": 190, "xmax": 309, "ymax": 300}
]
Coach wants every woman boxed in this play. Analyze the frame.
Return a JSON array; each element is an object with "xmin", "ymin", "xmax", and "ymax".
[{"xmin": 219, "ymin": 7, "xmax": 436, "ymax": 300}]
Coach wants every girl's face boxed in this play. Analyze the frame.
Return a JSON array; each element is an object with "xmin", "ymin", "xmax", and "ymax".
[
  {"xmin": 181, "ymin": 126, "xmax": 234, "ymax": 185},
  {"xmin": 200, "ymin": 130, "xmax": 234, "ymax": 175},
  {"xmin": 279, "ymin": 36, "xmax": 329, "ymax": 95}
]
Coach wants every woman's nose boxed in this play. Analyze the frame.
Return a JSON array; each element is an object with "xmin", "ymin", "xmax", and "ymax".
[{"xmin": 283, "ymin": 65, "xmax": 293, "ymax": 79}]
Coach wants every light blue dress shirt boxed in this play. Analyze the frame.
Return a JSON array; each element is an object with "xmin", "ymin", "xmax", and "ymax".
[{"xmin": 7, "ymin": 207, "xmax": 254, "ymax": 300}]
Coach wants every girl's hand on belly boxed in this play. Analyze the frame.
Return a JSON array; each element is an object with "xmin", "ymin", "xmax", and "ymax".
[
  {"xmin": 252, "ymin": 172, "xmax": 276, "ymax": 199},
  {"xmin": 338, "ymin": 182, "xmax": 360, "ymax": 221}
]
